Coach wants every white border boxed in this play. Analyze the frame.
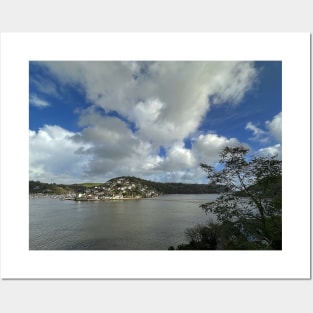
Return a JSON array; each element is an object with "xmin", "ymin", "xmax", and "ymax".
[{"xmin": 0, "ymin": 33, "xmax": 310, "ymax": 279}]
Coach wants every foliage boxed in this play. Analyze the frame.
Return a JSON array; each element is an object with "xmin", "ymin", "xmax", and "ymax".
[
  {"xmin": 173, "ymin": 146, "xmax": 282, "ymax": 250},
  {"xmin": 200, "ymin": 146, "xmax": 281, "ymax": 246},
  {"xmin": 29, "ymin": 180, "xmax": 75, "ymax": 194},
  {"xmin": 180, "ymin": 222, "xmax": 218, "ymax": 250},
  {"xmin": 112, "ymin": 176, "xmax": 221, "ymax": 194}
]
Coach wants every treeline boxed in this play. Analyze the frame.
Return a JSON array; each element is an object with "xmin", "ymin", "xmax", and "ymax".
[{"xmin": 111, "ymin": 176, "xmax": 223, "ymax": 194}]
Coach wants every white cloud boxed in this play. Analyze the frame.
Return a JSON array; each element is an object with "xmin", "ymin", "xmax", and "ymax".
[
  {"xmin": 154, "ymin": 142, "xmax": 197, "ymax": 172},
  {"xmin": 29, "ymin": 94, "xmax": 50, "ymax": 108},
  {"xmin": 245, "ymin": 111, "xmax": 282, "ymax": 145},
  {"xmin": 29, "ymin": 61, "xmax": 262, "ymax": 183},
  {"xmin": 70, "ymin": 112, "xmax": 165, "ymax": 181},
  {"xmin": 192, "ymin": 133, "xmax": 242, "ymax": 164},
  {"xmin": 245, "ymin": 121, "xmax": 268, "ymax": 143},
  {"xmin": 151, "ymin": 133, "xmax": 246, "ymax": 183},
  {"xmin": 266, "ymin": 112, "xmax": 282, "ymax": 142},
  {"xmin": 39, "ymin": 61, "xmax": 258, "ymax": 147},
  {"xmin": 245, "ymin": 122, "xmax": 265, "ymax": 136},
  {"xmin": 209, "ymin": 62, "xmax": 258, "ymax": 105},
  {"xmin": 29, "ymin": 125, "xmax": 91, "ymax": 184},
  {"xmin": 30, "ymin": 77, "xmax": 60, "ymax": 98},
  {"xmin": 256, "ymin": 144, "xmax": 282, "ymax": 160},
  {"xmin": 29, "ymin": 122, "xmax": 251, "ymax": 184},
  {"xmin": 244, "ymin": 112, "xmax": 282, "ymax": 161},
  {"xmin": 244, "ymin": 112, "xmax": 282, "ymax": 162}
]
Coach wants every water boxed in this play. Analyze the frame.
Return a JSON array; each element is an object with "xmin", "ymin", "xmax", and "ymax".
[{"xmin": 29, "ymin": 194, "xmax": 219, "ymax": 250}]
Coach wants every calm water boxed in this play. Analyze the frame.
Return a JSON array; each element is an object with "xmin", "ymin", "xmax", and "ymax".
[{"xmin": 29, "ymin": 194, "xmax": 219, "ymax": 250}]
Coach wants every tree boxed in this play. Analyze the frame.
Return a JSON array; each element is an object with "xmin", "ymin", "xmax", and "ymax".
[{"xmin": 199, "ymin": 146, "xmax": 282, "ymax": 249}]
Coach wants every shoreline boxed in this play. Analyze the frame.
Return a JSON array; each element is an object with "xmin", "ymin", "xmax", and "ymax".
[{"xmin": 29, "ymin": 194, "xmax": 160, "ymax": 201}]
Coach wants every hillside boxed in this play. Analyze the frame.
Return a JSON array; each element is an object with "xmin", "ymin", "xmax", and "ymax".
[
  {"xmin": 29, "ymin": 180, "xmax": 75, "ymax": 194},
  {"xmin": 111, "ymin": 176, "xmax": 223, "ymax": 194}
]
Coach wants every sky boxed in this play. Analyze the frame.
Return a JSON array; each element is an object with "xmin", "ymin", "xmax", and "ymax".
[{"xmin": 29, "ymin": 61, "xmax": 282, "ymax": 184}]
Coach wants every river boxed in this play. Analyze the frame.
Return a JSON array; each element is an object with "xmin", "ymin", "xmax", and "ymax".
[{"xmin": 29, "ymin": 194, "xmax": 219, "ymax": 250}]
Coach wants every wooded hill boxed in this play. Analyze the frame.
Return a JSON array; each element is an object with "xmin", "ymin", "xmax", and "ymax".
[{"xmin": 110, "ymin": 176, "xmax": 224, "ymax": 194}]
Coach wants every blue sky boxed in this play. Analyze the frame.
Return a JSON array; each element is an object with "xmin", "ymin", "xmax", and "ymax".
[{"xmin": 29, "ymin": 61, "xmax": 281, "ymax": 184}]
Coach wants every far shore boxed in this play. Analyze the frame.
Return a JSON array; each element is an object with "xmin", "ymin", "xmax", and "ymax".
[{"xmin": 29, "ymin": 193, "xmax": 160, "ymax": 201}]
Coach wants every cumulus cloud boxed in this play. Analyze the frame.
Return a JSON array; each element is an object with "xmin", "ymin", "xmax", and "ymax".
[
  {"xmin": 29, "ymin": 125, "xmax": 91, "ymax": 183},
  {"xmin": 29, "ymin": 61, "xmax": 262, "ymax": 183},
  {"xmin": 154, "ymin": 142, "xmax": 197, "ymax": 172},
  {"xmin": 244, "ymin": 112, "xmax": 282, "ymax": 161},
  {"xmin": 256, "ymin": 144, "xmax": 282, "ymax": 160},
  {"xmin": 245, "ymin": 111, "xmax": 282, "ymax": 145},
  {"xmin": 38, "ymin": 61, "xmax": 258, "ymax": 147},
  {"xmin": 30, "ymin": 121, "xmax": 248, "ymax": 184},
  {"xmin": 149, "ymin": 133, "xmax": 245, "ymax": 182},
  {"xmin": 30, "ymin": 94, "xmax": 50, "ymax": 108},
  {"xmin": 245, "ymin": 121, "xmax": 268, "ymax": 143},
  {"xmin": 208, "ymin": 62, "xmax": 258, "ymax": 105},
  {"xmin": 69, "ymin": 110, "xmax": 164, "ymax": 181},
  {"xmin": 192, "ymin": 133, "xmax": 242, "ymax": 164},
  {"xmin": 266, "ymin": 112, "xmax": 282, "ymax": 142}
]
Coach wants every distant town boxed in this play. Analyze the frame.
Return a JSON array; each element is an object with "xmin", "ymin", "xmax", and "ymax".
[
  {"xmin": 29, "ymin": 176, "xmax": 224, "ymax": 201},
  {"xmin": 30, "ymin": 176, "xmax": 160, "ymax": 201}
]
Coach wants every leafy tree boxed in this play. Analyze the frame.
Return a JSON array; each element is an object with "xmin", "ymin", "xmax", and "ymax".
[
  {"xmin": 199, "ymin": 146, "xmax": 282, "ymax": 249},
  {"xmin": 183, "ymin": 222, "xmax": 218, "ymax": 250}
]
